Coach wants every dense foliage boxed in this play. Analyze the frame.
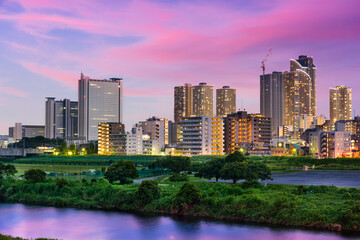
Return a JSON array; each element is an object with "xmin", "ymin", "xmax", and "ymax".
[
  {"xmin": 0, "ymin": 178, "xmax": 359, "ymax": 232},
  {"xmin": 0, "ymin": 164, "xmax": 17, "ymax": 178},
  {"xmin": 171, "ymin": 183, "xmax": 201, "ymax": 213},
  {"xmin": 104, "ymin": 160, "xmax": 138, "ymax": 184},
  {"xmin": 0, "ymin": 233, "xmax": 55, "ymax": 240},
  {"xmin": 196, "ymin": 151, "xmax": 272, "ymax": 183},
  {"xmin": 134, "ymin": 180, "xmax": 160, "ymax": 207},
  {"xmin": 24, "ymin": 169, "xmax": 46, "ymax": 183},
  {"xmin": 8, "ymin": 136, "xmax": 65, "ymax": 149}
]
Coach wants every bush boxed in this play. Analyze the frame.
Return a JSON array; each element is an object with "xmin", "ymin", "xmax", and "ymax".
[
  {"xmin": 24, "ymin": 169, "xmax": 46, "ymax": 183},
  {"xmin": 169, "ymin": 173, "xmax": 188, "ymax": 182},
  {"xmin": 56, "ymin": 179, "xmax": 69, "ymax": 188},
  {"xmin": 135, "ymin": 180, "xmax": 161, "ymax": 207},
  {"xmin": 172, "ymin": 183, "xmax": 201, "ymax": 212}
]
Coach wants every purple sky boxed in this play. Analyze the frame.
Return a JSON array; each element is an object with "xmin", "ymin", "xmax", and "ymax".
[{"xmin": 0, "ymin": 0, "xmax": 359, "ymax": 134}]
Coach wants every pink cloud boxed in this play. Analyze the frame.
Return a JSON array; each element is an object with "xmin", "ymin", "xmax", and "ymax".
[{"xmin": 0, "ymin": 86, "xmax": 28, "ymax": 98}]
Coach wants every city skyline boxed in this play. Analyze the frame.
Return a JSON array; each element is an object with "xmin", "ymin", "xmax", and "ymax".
[{"xmin": 0, "ymin": 0, "xmax": 359, "ymax": 134}]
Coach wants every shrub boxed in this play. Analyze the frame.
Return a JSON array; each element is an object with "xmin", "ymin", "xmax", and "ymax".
[
  {"xmin": 172, "ymin": 183, "xmax": 201, "ymax": 212},
  {"xmin": 24, "ymin": 169, "xmax": 46, "ymax": 183},
  {"xmin": 169, "ymin": 173, "xmax": 188, "ymax": 182},
  {"xmin": 135, "ymin": 180, "xmax": 161, "ymax": 207},
  {"xmin": 56, "ymin": 179, "xmax": 69, "ymax": 188}
]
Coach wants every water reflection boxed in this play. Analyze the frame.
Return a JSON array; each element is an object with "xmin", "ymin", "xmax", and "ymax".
[{"xmin": 0, "ymin": 203, "xmax": 358, "ymax": 240}]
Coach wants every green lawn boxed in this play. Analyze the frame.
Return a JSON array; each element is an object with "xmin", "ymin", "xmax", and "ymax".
[{"xmin": 13, "ymin": 164, "xmax": 106, "ymax": 176}]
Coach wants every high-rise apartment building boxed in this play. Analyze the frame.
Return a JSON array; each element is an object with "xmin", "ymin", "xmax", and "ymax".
[
  {"xmin": 223, "ymin": 111, "xmax": 271, "ymax": 154},
  {"xmin": 329, "ymin": 86, "xmax": 352, "ymax": 126},
  {"xmin": 192, "ymin": 83, "xmax": 213, "ymax": 117},
  {"xmin": 178, "ymin": 116, "xmax": 223, "ymax": 155},
  {"xmin": 45, "ymin": 97, "xmax": 78, "ymax": 140},
  {"xmin": 216, "ymin": 86, "xmax": 236, "ymax": 117},
  {"xmin": 260, "ymin": 71, "xmax": 283, "ymax": 136},
  {"xmin": 78, "ymin": 73, "xmax": 123, "ymax": 142},
  {"xmin": 283, "ymin": 67, "xmax": 311, "ymax": 138},
  {"xmin": 309, "ymin": 131, "xmax": 351, "ymax": 158},
  {"xmin": 292, "ymin": 55, "xmax": 317, "ymax": 116},
  {"xmin": 98, "ymin": 122, "xmax": 126, "ymax": 155},
  {"xmin": 137, "ymin": 116, "xmax": 169, "ymax": 153},
  {"xmin": 174, "ymin": 84, "xmax": 193, "ymax": 123}
]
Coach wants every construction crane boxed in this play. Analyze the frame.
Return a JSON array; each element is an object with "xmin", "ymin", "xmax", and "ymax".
[{"xmin": 261, "ymin": 48, "xmax": 272, "ymax": 75}]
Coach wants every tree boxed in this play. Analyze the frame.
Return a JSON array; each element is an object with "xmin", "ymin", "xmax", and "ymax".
[
  {"xmin": 59, "ymin": 141, "xmax": 68, "ymax": 155},
  {"xmin": 160, "ymin": 156, "xmax": 191, "ymax": 173},
  {"xmin": 225, "ymin": 151, "xmax": 246, "ymax": 163},
  {"xmin": 220, "ymin": 161, "xmax": 247, "ymax": 184},
  {"xmin": 56, "ymin": 179, "xmax": 69, "ymax": 188},
  {"xmin": 196, "ymin": 158, "xmax": 224, "ymax": 182},
  {"xmin": 0, "ymin": 163, "xmax": 17, "ymax": 178},
  {"xmin": 24, "ymin": 169, "xmax": 46, "ymax": 183},
  {"xmin": 104, "ymin": 160, "xmax": 138, "ymax": 184},
  {"xmin": 135, "ymin": 180, "xmax": 161, "ymax": 207},
  {"xmin": 69, "ymin": 144, "xmax": 77, "ymax": 155},
  {"xmin": 244, "ymin": 161, "xmax": 272, "ymax": 182},
  {"xmin": 171, "ymin": 183, "xmax": 201, "ymax": 212}
]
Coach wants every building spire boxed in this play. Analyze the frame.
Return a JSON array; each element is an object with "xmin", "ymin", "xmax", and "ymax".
[{"xmin": 80, "ymin": 70, "xmax": 84, "ymax": 79}]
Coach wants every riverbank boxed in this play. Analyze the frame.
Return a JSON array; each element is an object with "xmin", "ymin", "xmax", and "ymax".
[{"xmin": 0, "ymin": 178, "xmax": 359, "ymax": 234}]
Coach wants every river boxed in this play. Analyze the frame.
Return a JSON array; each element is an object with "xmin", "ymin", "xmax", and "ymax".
[{"xmin": 0, "ymin": 203, "xmax": 358, "ymax": 240}]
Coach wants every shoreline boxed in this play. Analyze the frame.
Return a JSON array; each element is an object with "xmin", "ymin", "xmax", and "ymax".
[{"xmin": 0, "ymin": 194, "xmax": 358, "ymax": 235}]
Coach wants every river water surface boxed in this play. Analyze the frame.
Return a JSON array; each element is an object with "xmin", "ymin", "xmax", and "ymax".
[{"xmin": 0, "ymin": 203, "xmax": 358, "ymax": 240}]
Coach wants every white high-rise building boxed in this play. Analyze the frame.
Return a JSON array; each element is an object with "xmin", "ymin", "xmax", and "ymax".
[
  {"xmin": 178, "ymin": 116, "xmax": 224, "ymax": 156},
  {"xmin": 136, "ymin": 116, "xmax": 169, "ymax": 152},
  {"xmin": 126, "ymin": 127, "xmax": 153, "ymax": 155},
  {"xmin": 78, "ymin": 73, "xmax": 123, "ymax": 141}
]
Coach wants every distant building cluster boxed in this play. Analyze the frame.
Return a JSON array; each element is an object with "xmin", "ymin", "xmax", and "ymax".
[{"xmin": 2, "ymin": 55, "xmax": 358, "ymax": 158}]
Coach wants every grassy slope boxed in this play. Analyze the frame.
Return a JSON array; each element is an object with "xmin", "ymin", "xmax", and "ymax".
[{"xmin": 1, "ymin": 177, "xmax": 359, "ymax": 233}]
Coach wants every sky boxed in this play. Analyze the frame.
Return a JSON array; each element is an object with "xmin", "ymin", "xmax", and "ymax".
[{"xmin": 0, "ymin": 0, "xmax": 359, "ymax": 134}]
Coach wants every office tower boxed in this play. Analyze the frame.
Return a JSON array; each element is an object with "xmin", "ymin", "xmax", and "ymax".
[
  {"xmin": 193, "ymin": 83, "xmax": 214, "ymax": 117},
  {"xmin": 98, "ymin": 122, "xmax": 126, "ymax": 155},
  {"xmin": 260, "ymin": 71, "xmax": 283, "ymax": 136},
  {"xmin": 137, "ymin": 116, "xmax": 169, "ymax": 153},
  {"xmin": 126, "ymin": 126, "xmax": 153, "ymax": 155},
  {"xmin": 174, "ymin": 83, "xmax": 193, "ymax": 123},
  {"xmin": 178, "ymin": 116, "xmax": 223, "ymax": 155},
  {"xmin": 283, "ymin": 68, "xmax": 311, "ymax": 138},
  {"xmin": 216, "ymin": 86, "xmax": 236, "ymax": 117},
  {"xmin": 329, "ymin": 86, "xmax": 352, "ymax": 126},
  {"xmin": 223, "ymin": 111, "xmax": 271, "ymax": 154},
  {"xmin": 292, "ymin": 55, "xmax": 317, "ymax": 116},
  {"xmin": 78, "ymin": 73, "xmax": 123, "ymax": 141},
  {"xmin": 45, "ymin": 97, "xmax": 78, "ymax": 140},
  {"xmin": 168, "ymin": 121, "xmax": 177, "ymax": 145}
]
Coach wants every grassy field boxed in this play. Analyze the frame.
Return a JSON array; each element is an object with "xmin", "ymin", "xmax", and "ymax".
[{"xmin": 12, "ymin": 164, "xmax": 106, "ymax": 176}]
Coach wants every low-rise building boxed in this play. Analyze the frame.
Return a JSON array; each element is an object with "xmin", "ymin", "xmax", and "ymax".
[
  {"xmin": 98, "ymin": 122, "xmax": 126, "ymax": 155},
  {"xmin": 309, "ymin": 130, "xmax": 351, "ymax": 158}
]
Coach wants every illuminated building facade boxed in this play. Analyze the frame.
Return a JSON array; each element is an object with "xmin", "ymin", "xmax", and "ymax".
[
  {"xmin": 174, "ymin": 83, "xmax": 193, "ymax": 123},
  {"xmin": 45, "ymin": 97, "xmax": 78, "ymax": 140},
  {"xmin": 126, "ymin": 126, "xmax": 153, "ymax": 155},
  {"xmin": 192, "ymin": 83, "xmax": 213, "ymax": 117},
  {"xmin": 309, "ymin": 131, "xmax": 351, "ymax": 158},
  {"xmin": 329, "ymin": 86, "xmax": 352, "ymax": 127},
  {"xmin": 98, "ymin": 122, "xmax": 126, "ymax": 155},
  {"xmin": 78, "ymin": 73, "xmax": 123, "ymax": 141},
  {"xmin": 223, "ymin": 111, "xmax": 271, "ymax": 154},
  {"xmin": 136, "ymin": 116, "xmax": 169, "ymax": 153},
  {"xmin": 179, "ymin": 116, "xmax": 223, "ymax": 155},
  {"xmin": 216, "ymin": 86, "xmax": 236, "ymax": 117},
  {"xmin": 283, "ymin": 66, "xmax": 311, "ymax": 138}
]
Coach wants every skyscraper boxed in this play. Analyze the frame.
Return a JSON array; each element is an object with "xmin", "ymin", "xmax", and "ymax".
[
  {"xmin": 330, "ymin": 86, "xmax": 352, "ymax": 126},
  {"xmin": 292, "ymin": 55, "xmax": 317, "ymax": 116},
  {"xmin": 283, "ymin": 59, "xmax": 312, "ymax": 138},
  {"xmin": 45, "ymin": 97, "xmax": 78, "ymax": 140},
  {"xmin": 78, "ymin": 73, "xmax": 123, "ymax": 141},
  {"xmin": 260, "ymin": 71, "xmax": 283, "ymax": 136},
  {"xmin": 193, "ymin": 83, "xmax": 213, "ymax": 117},
  {"xmin": 216, "ymin": 86, "xmax": 236, "ymax": 117},
  {"xmin": 174, "ymin": 83, "xmax": 193, "ymax": 123}
]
